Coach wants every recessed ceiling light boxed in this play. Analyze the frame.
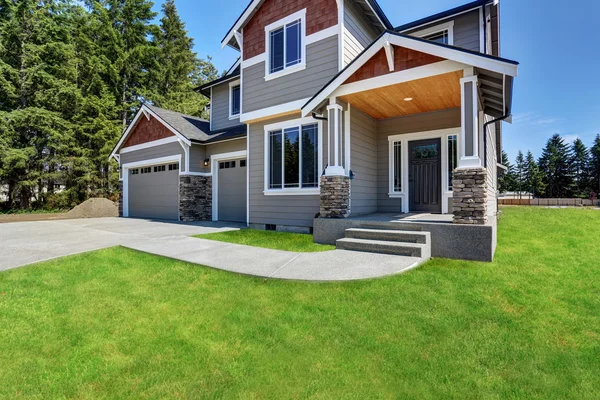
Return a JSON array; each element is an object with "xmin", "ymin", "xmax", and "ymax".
[{"xmin": 404, "ymin": 97, "xmax": 413, "ymax": 101}]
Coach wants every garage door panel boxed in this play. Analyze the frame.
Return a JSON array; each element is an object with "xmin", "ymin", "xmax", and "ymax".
[
  {"xmin": 128, "ymin": 165, "xmax": 179, "ymax": 221},
  {"xmin": 218, "ymin": 159, "xmax": 247, "ymax": 223}
]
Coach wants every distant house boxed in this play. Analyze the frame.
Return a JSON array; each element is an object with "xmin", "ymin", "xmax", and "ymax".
[{"xmin": 109, "ymin": 0, "xmax": 518, "ymax": 262}]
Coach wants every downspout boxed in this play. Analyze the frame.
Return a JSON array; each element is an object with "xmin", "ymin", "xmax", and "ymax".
[{"xmin": 483, "ymin": 110, "xmax": 510, "ymax": 168}]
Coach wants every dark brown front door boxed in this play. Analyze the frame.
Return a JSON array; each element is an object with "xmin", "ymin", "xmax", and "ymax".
[{"xmin": 408, "ymin": 139, "xmax": 442, "ymax": 213}]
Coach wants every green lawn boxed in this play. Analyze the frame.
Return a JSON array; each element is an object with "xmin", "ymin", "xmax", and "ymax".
[
  {"xmin": 1, "ymin": 207, "xmax": 599, "ymax": 399},
  {"xmin": 195, "ymin": 228, "xmax": 336, "ymax": 252}
]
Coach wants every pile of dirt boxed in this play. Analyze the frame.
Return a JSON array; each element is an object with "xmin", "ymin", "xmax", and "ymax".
[{"xmin": 66, "ymin": 198, "xmax": 119, "ymax": 219}]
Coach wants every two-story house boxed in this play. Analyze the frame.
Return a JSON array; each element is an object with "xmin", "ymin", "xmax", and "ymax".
[{"xmin": 110, "ymin": 0, "xmax": 518, "ymax": 262}]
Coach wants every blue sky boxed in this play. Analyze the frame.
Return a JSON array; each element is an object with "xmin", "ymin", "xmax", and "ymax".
[{"xmin": 153, "ymin": 0, "xmax": 600, "ymax": 161}]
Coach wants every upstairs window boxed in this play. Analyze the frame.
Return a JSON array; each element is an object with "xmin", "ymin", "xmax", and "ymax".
[
  {"xmin": 422, "ymin": 30, "xmax": 449, "ymax": 45},
  {"xmin": 229, "ymin": 81, "xmax": 241, "ymax": 118},
  {"xmin": 413, "ymin": 21, "xmax": 454, "ymax": 46},
  {"xmin": 265, "ymin": 9, "xmax": 306, "ymax": 80}
]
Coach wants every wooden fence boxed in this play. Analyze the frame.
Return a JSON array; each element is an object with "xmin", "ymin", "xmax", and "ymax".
[{"xmin": 498, "ymin": 198, "xmax": 597, "ymax": 206}]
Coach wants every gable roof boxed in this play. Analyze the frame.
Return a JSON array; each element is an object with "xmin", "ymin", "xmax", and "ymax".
[
  {"xmin": 221, "ymin": 0, "xmax": 393, "ymax": 50},
  {"xmin": 109, "ymin": 105, "xmax": 246, "ymax": 161},
  {"xmin": 395, "ymin": 0, "xmax": 494, "ymax": 32},
  {"xmin": 301, "ymin": 30, "xmax": 518, "ymax": 117}
]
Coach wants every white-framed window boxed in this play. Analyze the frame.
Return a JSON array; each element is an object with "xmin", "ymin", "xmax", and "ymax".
[
  {"xmin": 264, "ymin": 9, "xmax": 306, "ymax": 81},
  {"xmin": 447, "ymin": 134, "xmax": 458, "ymax": 189},
  {"xmin": 412, "ymin": 21, "xmax": 454, "ymax": 45},
  {"xmin": 229, "ymin": 80, "xmax": 241, "ymax": 118},
  {"xmin": 263, "ymin": 117, "xmax": 322, "ymax": 195},
  {"xmin": 391, "ymin": 141, "xmax": 402, "ymax": 193}
]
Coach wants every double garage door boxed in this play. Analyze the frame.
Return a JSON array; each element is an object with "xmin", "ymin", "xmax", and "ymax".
[{"xmin": 127, "ymin": 159, "xmax": 246, "ymax": 222}]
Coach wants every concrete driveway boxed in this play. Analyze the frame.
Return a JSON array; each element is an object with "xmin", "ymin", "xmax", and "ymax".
[{"xmin": 0, "ymin": 217, "xmax": 423, "ymax": 281}]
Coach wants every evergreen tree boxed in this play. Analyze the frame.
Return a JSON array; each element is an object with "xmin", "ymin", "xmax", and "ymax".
[
  {"xmin": 570, "ymin": 138, "xmax": 590, "ymax": 198},
  {"xmin": 498, "ymin": 150, "xmax": 516, "ymax": 193},
  {"xmin": 515, "ymin": 150, "xmax": 526, "ymax": 198},
  {"xmin": 144, "ymin": 0, "xmax": 216, "ymax": 117},
  {"xmin": 538, "ymin": 134, "xmax": 573, "ymax": 198},
  {"xmin": 525, "ymin": 151, "xmax": 544, "ymax": 197},
  {"xmin": 589, "ymin": 134, "xmax": 600, "ymax": 196}
]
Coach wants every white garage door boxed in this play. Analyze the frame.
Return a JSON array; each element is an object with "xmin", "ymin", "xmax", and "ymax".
[
  {"xmin": 128, "ymin": 162, "xmax": 179, "ymax": 221},
  {"xmin": 217, "ymin": 159, "xmax": 247, "ymax": 223}
]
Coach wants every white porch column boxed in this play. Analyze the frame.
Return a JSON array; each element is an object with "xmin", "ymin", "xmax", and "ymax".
[
  {"xmin": 325, "ymin": 99, "xmax": 346, "ymax": 176},
  {"xmin": 458, "ymin": 70, "xmax": 482, "ymax": 169}
]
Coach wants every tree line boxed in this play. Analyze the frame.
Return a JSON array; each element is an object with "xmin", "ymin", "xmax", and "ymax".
[
  {"xmin": 0, "ymin": 0, "xmax": 219, "ymax": 210},
  {"xmin": 499, "ymin": 134, "xmax": 600, "ymax": 199}
]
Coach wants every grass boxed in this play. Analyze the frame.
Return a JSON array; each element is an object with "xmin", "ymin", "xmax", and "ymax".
[
  {"xmin": 0, "ymin": 207, "xmax": 599, "ymax": 399},
  {"xmin": 195, "ymin": 228, "xmax": 336, "ymax": 252}
]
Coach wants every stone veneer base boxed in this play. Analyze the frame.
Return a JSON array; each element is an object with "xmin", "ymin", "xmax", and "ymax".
[
  {"xmin": 320, "ymin": 175, "xmax": 350, "ymax": 218},
  {"xmin": 452, "ymin": 167, "xmax": 488, "ymax": 225},
  {"xmin": 179, "ymin": 175, "xmax": 212, "ymax": 222}
]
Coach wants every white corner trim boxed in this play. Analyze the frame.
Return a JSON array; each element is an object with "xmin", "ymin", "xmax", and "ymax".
[
  {"xmin": 181, "ymin": 171, "xmax": 212, "ymax": 177},
  {"xmin": 120, "ymin": 136, "xmax": 179, "ymax": 154},
  {"xmin": 240, "ymin": 97, "xmax": 311, "ymax": 123},
  {"xmin": 333, "ymin": 60, "xmax": 465, "ymax": 98},
  {"xmin": 479, "ymin": 6, "xmax": 485, "ymax": 53},
  {"xmin": 344, "ymin": 104, "xmax": 351, "ymax": 175},
  {"xmin": 412, "ymin": 20, "xmax": 455, "ymax": 45},
  {"xmin": 263, "ymin": 116, "xmax": 323, "ymax": 195},
  {"xmin": 246, "ymin": 124, "xmax": 250, "ymax": 227},
  {"xmin": 264, "ymin": 9, "xmax": 307, "ymax": 81},
  {"xmin": 211, "ymin": 150, "xmax": 248, "ymax": 221},
  {"xmin": 384, "ymin": 41, "xmax": 395, "ymax": 72},
  {"xmin": 229, "ymin": 79, "xmax": 241, "ymax": 119}
]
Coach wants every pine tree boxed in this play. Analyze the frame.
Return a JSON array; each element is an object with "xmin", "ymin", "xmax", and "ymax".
[
  {"xmin": 538, "ymin": 134, "xmax": 573, "ymax": 198},
  {"xmin": 525, "ymin": 151, "xmax": 544, "ymax": 197},
  {"xmin": 144, "ymin": 0, "xmax": 218, "ymax": 117},
  {"xmin": 570, "ymin": 138, "xmax": 590, "ymax": 198},
  {"xmin": 515, "ymin": 150, "xmax": 526, "ymax": 198},
  {"xmin": 498, "ymin": 150, "xmax": 516, "ymax": 193},
  {"xmin": 589, "ymin": 134, "xmax": 600, "ymax": 196}
]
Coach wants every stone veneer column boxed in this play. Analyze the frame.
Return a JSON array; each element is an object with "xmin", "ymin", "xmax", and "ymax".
[
  {"xmin": 118, "ymin": 181, "xmax": 123, "ymax": 217},
  {"xmin": 320, "ymin": 175, "xmax": 350, "ymax": 218},
  {"xmin": 179, "ymin": 175, "xmax": 212, "ymax": 221},
  {"xmin": 452, "ymin": 167, "xmax": 488, "ymax": 225}
]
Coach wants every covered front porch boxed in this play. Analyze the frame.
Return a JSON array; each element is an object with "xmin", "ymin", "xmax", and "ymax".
[{"xmin": 302, "ymin": 31, "xmax": 517, "ymax": 261}]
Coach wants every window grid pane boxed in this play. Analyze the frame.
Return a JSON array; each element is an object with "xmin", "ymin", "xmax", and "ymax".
[
  {"xmin": 270, "ymin": 27, "xmax": 284, "ymax": 73},
  {"xmin": 285, "ymin": 20, "xmax": 301, "ymax": 67},
  {"xmin": 231, "ymin": 85, "xmax": 240, "ymax": 115},
  {"xmin": 283, "ymin": 127, "xmax": 300, "ymax": 188},
  {"xmin": 448, "ymin": 135, "xmax": 458, "ymax": 189},
  {"xmin": 423, "ymin": 30, "xmax": 449, "ymax": 44},
  {"xmin": 269, "ymin": 130, "xmax": 283, "ymax": 189},
  {"xmin": 301, "ymin": 124, "xmax": 318, "ymax": 188},
  {"xmin": 394, "ymin": 141, "xmax": 402, "ymax": 192}
]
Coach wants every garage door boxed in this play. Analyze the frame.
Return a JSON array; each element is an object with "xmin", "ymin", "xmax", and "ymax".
[
  {"xmin": 128, "ymin": 162, "xmax": 179, "ymax": 220},
  {"xmin": 217, "ymin": 159, "xmax": 247, "ymax": 222}
]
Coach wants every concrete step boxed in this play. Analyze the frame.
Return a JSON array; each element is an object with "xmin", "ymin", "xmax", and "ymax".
[
  {"xmin": 345, "ymin": 228, "xmax": 429, "ymax": 244},
  {"xmin": 336, "ymin": 238, "xmax": 431, "ymax": 258},
  {"xmin": 359, "ymin": 222, "xmax": 423, "ymax": 231}
]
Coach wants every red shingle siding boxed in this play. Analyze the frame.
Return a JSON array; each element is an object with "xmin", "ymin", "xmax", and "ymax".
[
  {"xmin": 123, "ymin": 116, "xmax": 174, "ymax": 148},
  {"xmin": 344, "ymin": 46, "xmax": 445, "ymax": 84},
  {"xmin": 243, "ymin": 0, "xmax": 338, "ymax": 60}
]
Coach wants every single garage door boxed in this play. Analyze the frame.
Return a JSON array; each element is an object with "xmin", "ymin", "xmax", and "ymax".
[
  {"xmin": 128, "ymin": 162, "xmax": 179, "ymax": 220},
  {"xmin": 217, "ymin": 159, "xmax": 247, "ymax": 222}
]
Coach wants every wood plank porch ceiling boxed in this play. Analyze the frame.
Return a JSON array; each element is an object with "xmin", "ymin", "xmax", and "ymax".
[{"xmin": 339, "ymin": 70, "xmax": 462, "ymax": 120}]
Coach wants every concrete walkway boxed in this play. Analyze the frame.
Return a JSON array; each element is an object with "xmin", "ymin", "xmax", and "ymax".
[{"xmin": 0, "ymin": 218, "xmax": 423, "ymax": 281}]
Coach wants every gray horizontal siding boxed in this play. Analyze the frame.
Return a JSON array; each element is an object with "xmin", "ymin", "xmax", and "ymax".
[
  {"xmin": 249, "ymin": 113, "xmax": 328, "ymax": 228},
  {"xmin": 211, "ymin": 81, "xmax": 240, "ymax": 131},
  {"xmin": 349, "ymin": 106, "xmax": 377, "ymax": 215},
  {"xmin": 375, "ymin": 108, "xmax": 461, "ymax": 213},
  {"xmin": 405, "ymin": 9, "xmax": 481, "ymax": 53},
  {"xmin": 343, "ymin": 0, "xmax": 378, "ymax": 66},
  {"xmin": 485, "ymin": 116, "xmax": 498, "ymax": 217},
  {"xmin": 120, "ymin": 142, "xmax": 186, "ymax": 172},
  {"xmin": 189, "ymin": 138, "xmax": 247, "ymax": 173},
  {"xmin": 242, "ymin": 36, "xmax": 339, "ymax": 113}
]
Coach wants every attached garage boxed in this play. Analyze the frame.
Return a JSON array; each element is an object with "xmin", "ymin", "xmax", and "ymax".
[
  {"xmin": 127, "ymin": 162, "xmax": 180, "ymax": 221},
  {"xmin": 215, "ymin": 158, "xmax": 247, "ymax": 223}
]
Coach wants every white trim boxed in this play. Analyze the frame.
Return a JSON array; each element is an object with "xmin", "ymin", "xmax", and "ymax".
[
  {"xmin": 459, "ymin": 74, "xmax": 481, "ymax": 168},
  {"xmin": 109, "ymin": 105, "xmax": 192, "ymax": 161},
  {"xmin": 337, "ymin": 0, "xmax": 344, "ymax": 71},
  {"xmin": 344, "ymin": 104, "xmax": 351, "ymax": 175},
  {"xmin": 327, "ymin": 103, "xmax": 343, "ymax": 169},
  {"xmin": 383, "ymin": 41, "xmax": 395, "ymax": 72},
  {"xmin": 221, "ymin": 0, "xmax": 262, "ymax": 48},
  {"xmin": 122, "ymin": 154, "xmax": 182, "ymax": 218},
  {"xmin": 177, "ymin": 139, "xmax": 190, "ymax": 173},
  {"xmin": 263, "ymin": 116, "xmax": 323, "ymax": 196},
  {"xmin": 301, "ymin": 32, "xmax": 518, "ymax": 116},
  {"xmin": 181, "ymin": 171, "xmax": 212, "ymax": 177},
  {"xmin": 246, "ymin": 125, "xmax": 250, "ymax": 227},
  {"xmin": 387, "ymin": 128, "xmax": 460, "ymax": 214},
  {"xmin": 412, "ymin": 21, "xmax": 454, "ymax": 45},
  {"xmin": 227, "ymin": 58, "xmax": 241, "ymax": 75},
  {"xmin": 229, "ymin": 79, "xmax": 241, "ymax": 119},
  {"xmin": 120, "ymin": 136, "xmax": 179, "ymax": 154},
  {"xmin": 264, "ymin": 9, "xmax": 307, "ymax": 81},
  {"xmin": 479, "ymin": 7, "xmax": 485, "ymax": 53},
  {"xmin": 211, "ymin": 150, "xmax": 247, "ymax": 221},
  {"xmin": 398, "ymin": 6, "xmax": 482, "ymax": 34},
  {"xmin": 333, "ymin": 60, "xmax": 465, "ymax": 97},
  {"xmin": 240, "ymin": 97, "xmax": 310, "ymax": 123},
  {"xmin": 306, "ymin": 25, "xmax": 338, "ymax": 45},
  {"xmin": 241, "ymin": 53, "xmax": 266, "ymax": 69}
]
